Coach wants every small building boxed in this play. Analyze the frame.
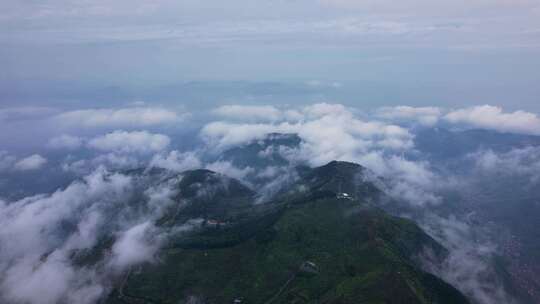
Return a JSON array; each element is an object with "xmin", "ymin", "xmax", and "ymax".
[
  {"xmin": 205, "ymin": 219, "xmax": 228, "ymax": 228},
  {"xmin": 337, "ymin": 192, "xmax": 353, "ymax": 200}
]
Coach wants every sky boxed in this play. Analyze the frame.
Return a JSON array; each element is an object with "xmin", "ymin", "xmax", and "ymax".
[
  {"xmin": 1, "ymin": 0, "xmax": 540, "ymax": 112},
  {"xmin": 1, "ymin": 0, "xmax": 540, "ymax": 152}
]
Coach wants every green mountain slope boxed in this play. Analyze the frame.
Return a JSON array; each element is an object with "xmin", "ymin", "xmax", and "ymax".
[{"xmin": 105, "ymin": 162, "xmax": 469, "ymax": 304}]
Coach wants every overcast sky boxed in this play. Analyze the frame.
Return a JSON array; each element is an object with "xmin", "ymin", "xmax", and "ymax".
[{"xmin": 1, "ymin": 0, "xmax": 540, "ymax": 111}]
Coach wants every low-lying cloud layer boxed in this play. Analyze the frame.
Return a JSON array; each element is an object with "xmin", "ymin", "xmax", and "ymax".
[
  {"xmin": 203, "ymin": 103, "xmax": 415, "ymax": 159},
  {"xmin": 1, "ymin": 102, "xmax": 538, "ymax": 304},
  {"xmin": 445, "ymin": 105, "xmax": 540, "ymax": 136},
  {"xmin": 0, "ymin": 169, "xmax": 134, "ymax": 304},
  {"xmin": 0, "ymin": 167, "xmax": 194, "ymax": 304},
  {"xmin": 421, "ymin": 215, "xmax": 516, "ymax": 304},
  {"xmin": 53, "ymin": 107, "xmax": 185, "ymax": 128},
  {"xmin": 201, "ymin": 104, "xmax": 444, "ymax": 207}
]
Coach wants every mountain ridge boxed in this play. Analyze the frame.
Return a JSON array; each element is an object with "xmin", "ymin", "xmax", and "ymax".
[{"xmin": 98, "ymin": 160, "xmax": 470, "ymax": 304}]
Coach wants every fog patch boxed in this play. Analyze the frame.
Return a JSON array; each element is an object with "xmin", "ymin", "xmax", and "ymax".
[
  {"xmin": 0, "ymin": 166, "xmax": 186, "ymax": 304},
  {"xmin": 149, "ymin": 150, "xmax": 202, "ymax": 172},
  {"xmin": 255, "ymin": 166, "xmax": 300, "ymax": 203},
  {"xmin": 421, "ymin": 215, "xmax": 516, "ymax": 304},
  {"xmin": 468, "ymin": 147, "xmax": 540, "ymax": 183},
  {"xmin": 205, "ymin": 161, "xmax": 255, "ymax": 184},
  {"xmin": 109, "ymin": 222, "xmax": 160, "ymax": 270}
]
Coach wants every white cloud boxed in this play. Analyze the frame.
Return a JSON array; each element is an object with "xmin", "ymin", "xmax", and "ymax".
[
  {"xmin": 203, "ymin": 103, "xmax": 456, "ymax": 208},
  {"xmin": 0, "ymin": 166, "xmax": 191, "ymax": 304},
  {"xmin": 91, "ymin": 153, "xmax": 141, "ymax": 169},
  {"xmin": 87, "ymin": 130, "xmax": 170, "ymax": 153},
  {"xmin": 149, "ymin": 150, "xmax": 202, "ymax": 172},
  {"xmin": 356, "ymin": 153, "xmax": 442, "ymax": 206},
  {"xmin": 48, "ymin": 134, "xmax": 84, "ymax": 149},
  {"xmin": 0, "ymin": 168, "xmax": 133, "ymax": 304},
  {"xmin": 54, "ymin": 107, "xmax": 185, "ymax": 128},
  {"xmin": 14, "ymin": 154, "xmax": 47, "ymax": 171},
  {"xmin": 61, "ymin": 159, "xmax": 89, "ymax": 175},
  {"xmin": 376, "ymin": 106, "xmax": 442, "ymax": 126},
  {"xmin": 202, "ymin": 103, "xmax": 414, "ymax": 165},
  {"xmin": 444, "ymin": 105, "xmax": 540, "ymax": 135},
  {"xmin": 421, "ymin": 215, "xmax": 515, "ymax": 304},
  {"xmin": 109, "ymin": 222, "xmax": 159, "ymax": 270},
  {"xmin": 144, "ymin": 179, "xmax": 180, "ymax": 216},
  {"xmin": 213, "ymin": 105, "xmax": 282, "ymax": 122},
  {"xmin": 2, "ymin": 251, "xmax": 76, "ymax": 304},
  {"xmin": 468, "ymin": 147, "xmax": 540, "ymax": 182},
  {"xmin": 201, "ymin": 121, "xmax": 294, "ymax": 149},
  {"xmin": 255, "ymin": 166, "xmax": 300, "ymax": 203},
  {"xmin": 201, "ymin": 103, "xmax": 440, "ymax": 207},
  {"xmin": 256, "ymin": 166, "xmax": 281, "ymax": 179},
  {"xmin": 205, "ymin": 161, "xmax": 255, "ymax": 182}
]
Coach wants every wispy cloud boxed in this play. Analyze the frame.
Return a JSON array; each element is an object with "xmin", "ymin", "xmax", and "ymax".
[{"xmin": 53, "ymin": 107, "xmax": 186, "ymax": 128}]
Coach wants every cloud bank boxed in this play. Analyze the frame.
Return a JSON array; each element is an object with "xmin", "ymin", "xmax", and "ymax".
[
  {"xmin": 202, "ymin": 103, "xmax": 414, "ymax": 160},
  {"xmin": 53, "ymin": 107, "xmax": 185, "ymax": 128},
  {"xmin": 1, "ymin": 102, "xmax": 538, "ymax": 304},
  {"xmin": 0, "ymin": 167, "xmax": 192, "ymax": 304},
  {"xmin": 445, "ymin": 105, "xmax": 540, "ymax": 135}
]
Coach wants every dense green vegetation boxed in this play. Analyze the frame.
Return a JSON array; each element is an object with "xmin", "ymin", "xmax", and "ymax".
[{"xmin": 105, "ymin": 164, "xmax": 469, "ymax": 304}]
